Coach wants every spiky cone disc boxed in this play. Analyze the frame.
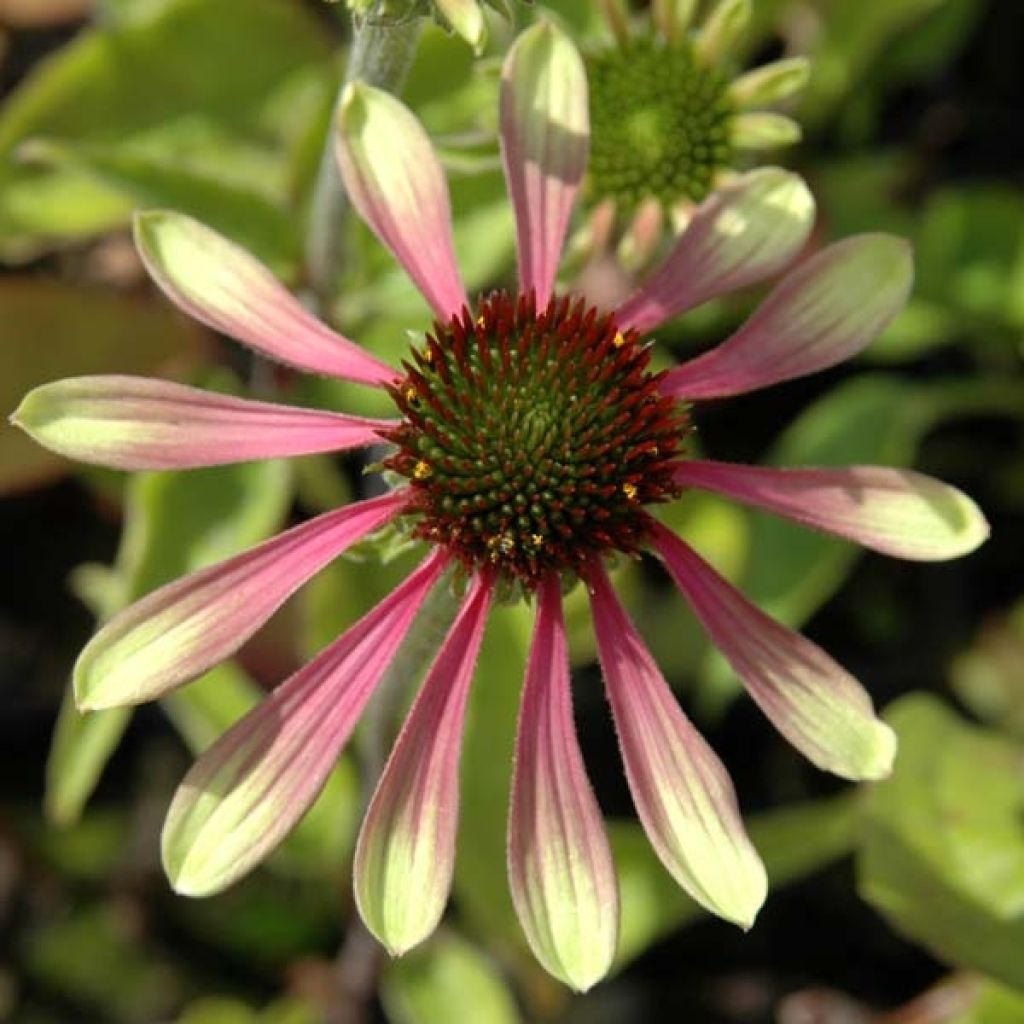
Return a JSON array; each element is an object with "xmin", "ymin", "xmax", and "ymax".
[{"xmin": 384, "ymin": 291, "xmax": 688, "ymax": 590}]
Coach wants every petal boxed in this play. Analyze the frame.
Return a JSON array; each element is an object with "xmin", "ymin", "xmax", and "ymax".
[
  {"xmin": 731, "ymin": 112, "xmax": 802, "ymax": 149},
  {"xmin": 509, "ymin": 575, "xmax": 618, "ymax": 992},
  {"xmin": 661, "ymin": 235, "xmax": 913, "ymax": 399},
  {"xmin": 134, "ymin": 211, "xmax": 395, "ymax": 387},
  {"xmin": 727, "ymin": 57, "xmax": 811, "ymax": 109},
  {"xmin": 695, "ymin": 0, "xmax": 751, "ymax": 66},
  {"xmin": 500, "ymin": 21, "xmax": 589, "ymax": 307},
  {"xmin": 587, "ymin": 565, "xmax": 767, "ymax": 927},
  {"xmin": 673, "ymin": 461, "xmax": 989, "ymax": 561},
  {"xmin": 614, "ymin": 169, "xmax": 814, "ymax": 335},
  {"xmin": 354, "ymin": 572, "xmax": 493, "ymax": 955},
  {"xmin": 596, "ymin": 0, "xmax": 631, "ymax": 46},
  {"xmin": 11, "ymin": 375, "xmax": 395, "ymax": 471},
  {"xmin": 74, "ymin": 491, "xmax": 407, "ymax": 711},
  {"xmin": 652, "ymin": 0, "xmax": 698, "ymax": 42},
  {"xmin": 335, "ymin": 82, "xmax": 467, "ymax": 322},
  {"xmin": 434, "ymin": 0, "xmax": 486, "ymax": 51},
  {"xmin": 161, "ymin": 551, "xmax": 447, "ymax": 897},
  {"xmin": 650, "ymin": 521, "xmax": 897, "ymax": 780}
]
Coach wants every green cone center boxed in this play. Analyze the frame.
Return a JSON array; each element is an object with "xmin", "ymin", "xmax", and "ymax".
[
  {"xmin": 384, "ymin": 292, "xmax": 688, "ymax": 590},
  {"xmin": 587, "ymin": 38, "xmax": 734, "ymax": 208}
]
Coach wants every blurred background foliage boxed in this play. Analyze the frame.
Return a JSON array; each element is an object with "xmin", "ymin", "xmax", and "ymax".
[{"xmin": 0, "ymin": 0, "xmax": 1021, "ymax": 1022}]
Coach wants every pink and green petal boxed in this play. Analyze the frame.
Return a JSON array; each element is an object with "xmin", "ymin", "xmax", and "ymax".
[
  {"xmin": 500, "ymin": 21, "xmax": 589, "ymax": 307},
  {"xmin": 508, "ymin": 576, "xmax": 618, "ymax": 992},
  {"xmin": 354, "ymin": 573, "xmax": 493, "ymax": 955},
  {"xmin": 336, "ymin": 83, "xmax": 468, "ymax": 322},
  {"xmin": 650, "ymin": 522, "xmax": 896, "ymax": 780},
  {"xmin": 161, "ymin": 552, "xmax": 447, "ymax": 897},
  {"xmin": 587, "ymin": 565, "xmax": 767, "ymax": 928},
  {"xmin": 134, "ymin": 211, "xmax": 394, "ymax": 387},
  {"xmin": 673, "ymin": 461, "xmax": 989, "ymax": 561},
  {"xmin": 614, "ymin": 169, "xmax": 814, "ymax": 335},
  {"xmin": 74, "ymin": 491, "xmax": 407, "ymax": 711},
  {"xmin": 11, "ymin": 375, "xmax": 395, "ymax": 471},
  {"xmin": 661, "ymin": 234, "xmax": 913, "ymax": 400}
]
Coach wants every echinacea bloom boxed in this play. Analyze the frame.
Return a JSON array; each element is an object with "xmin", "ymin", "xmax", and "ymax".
[
  {"xmin": 14, "ymin": 22, "xmax": 986, "ymax": 992},
  {"xmin": 585, "ymin": 0, "xmax": 808, "ymax": 252}
]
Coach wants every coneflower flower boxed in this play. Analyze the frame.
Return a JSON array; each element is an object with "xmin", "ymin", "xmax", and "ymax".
[
  {"xmin": 13, "ymin": 22, "xmax": 986, "ymax": 991},
  {"xmin": 585, "ymin": 0, "xmax": 809, "ymax": 259}
]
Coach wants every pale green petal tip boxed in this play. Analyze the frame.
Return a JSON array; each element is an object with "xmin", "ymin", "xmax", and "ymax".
[
  {"xmin": 731, "ymin": 112, "xmax": 802, "ymax": 150},
  {"xmin": 858, "ymin": 721, "xmax": 899, "ymax": 782},
  {"xmin": 549, "ymin": 953, "xmax": 613, "ymax": 995},
  {"xmin": 9, "ymin": 387, "xmax": 42, "ymax": 437},
  {"xmin": 163, "ymin": 848, "xmax": 218, "ymax": 900},
  {"xmin": 949, "ymin": 490, "xmax": 991, "ymax": 556},
  {"xmin": 360, "ymin": 905, "xmax": 436, "ymax": 960},
  {"xmin": 514, "ymin": 16, "xmax": 571, "ymax": 61},
  {"xmin": 525, "ymin": 913, "xmax": 617, "ymax": 993},
  {"xmin": 337, "ymin": 80, "xmax": 369, "ymax": 130},
  {"xmin": 434, "ymin": 0, "xmax": 486, "ymax": 52},
  {"xmin": 132, "ymin": 207, "xmax": 175, "ymax": 254},
  {"xmin": 720, "ymin": 857, "xmax": 768, "ymax": 932},
  {"xmin": 829, "ymin": 718, "xmax": 898, "ymax": 783}
]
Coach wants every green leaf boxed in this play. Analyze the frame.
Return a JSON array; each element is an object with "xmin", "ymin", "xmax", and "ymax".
[
  {"xmin": 951, "ymin": 601, "xmax": 1024, "ymax": 741},
  {"xmin": 0, "ymin": 0, "xmax": 331, "ymax": 261},
  {"xmin": 381, "ymin": 931, "xmax": 521, "ymax": 1024},
  {"xmin": 23, "ymin": 903, "xmax": 182, "ymax": 1021},
  {"xmin": 613, "ymin": 792, "xmax": 859, "ymax": 968},
  {"xmin": 0, "ymin": 277, "xmax": 206, "ymax": 494},
  {"xmin": 857, "ymin": 694, "xmax": 1024, "ymax": 989}
]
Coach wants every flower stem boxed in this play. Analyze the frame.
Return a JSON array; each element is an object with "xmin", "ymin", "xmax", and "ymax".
[{"xmin": 306, "ymin": 12, "xmax": 424, "ymax": 314}]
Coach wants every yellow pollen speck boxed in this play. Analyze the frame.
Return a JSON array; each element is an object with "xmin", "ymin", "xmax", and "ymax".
[
  {"xmin": 613, "ymin": 331, "xmax": 626, "ymax": 348},
  {"xmin": 404, "ymin": 386, "xmax": 418, "ymax": 403},
  {"xmin": 623, "ymin": 481, "xmax": 638, "ymax": 500},
  {"xmin": 530, "ymin": 533, "xmax": 544, "ymax": 548},
  {"xmin": 413, "ymin": 460, "xmax": 433, "ymax": 480},
  {"xmin": 476, "ymin": 315, "xmax": 486, "ymax": 328}
]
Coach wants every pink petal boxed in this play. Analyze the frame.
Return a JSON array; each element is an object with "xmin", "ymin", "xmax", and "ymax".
[
  {"xmin": 12, "ymin": 375, "xmax": 396, "ymax": 470},
  {"xmin": 650, "ymin": 521, "xmax": 896, "ymax": 780},
  {"xmin": 354, "ymin": 572, "xmax": 493, "ymax": 955},
  {"xmin": 587, "ymin": 564, "xmax": 767, "ymax": 927},
  {"xmin": 161, "ymin": 551, "xmax": 448, "ymax": 897},
  {"xmin": 509, "ymin": 575, "xmax": 618, "ymax": 991},
  {"xmin": 335, "ymin": 83, "xmax": 468, "ymax": 322},
  {"xmin": 134, "ymin": 211, "xmax": 395, "ymax": 386},
  {"xmin": 500, "ymin": 21, "xmax": 589, "ymax": 306},
  {"xmin": 661, "ymin": 235, "xmax": 913, "ymax": 399},
  {"xmin": 74, "ymin": 491, "xmax": 408, "ymax": 711},
  {"xmin": 673, "ymin": 461, "xmax": 990, "ymax": 561},
  {"xmin": 614, "ymin": 169, "xmax": 814, "ymax": 334}
]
